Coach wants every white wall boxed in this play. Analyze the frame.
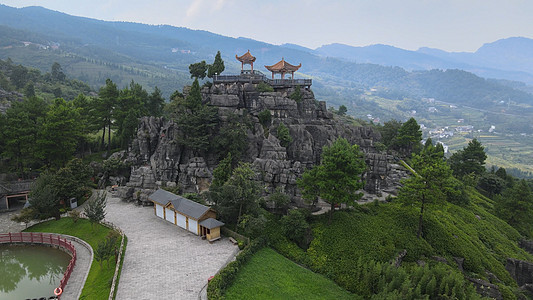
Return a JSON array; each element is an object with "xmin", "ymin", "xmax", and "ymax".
[
  {"xmin": 177, "ymin": 213, "xmax": 187, "ymax": 229},
  {"xmin": 189, "ymin": 219, "xmax": 198, "ymax": 235},
  {"xmin": 165, "ymin": 208, "xmax": 175, "ymax": 223},
  {"xmin": 156, "ymin": 204, "xmax": 164, "ymax": 218}
]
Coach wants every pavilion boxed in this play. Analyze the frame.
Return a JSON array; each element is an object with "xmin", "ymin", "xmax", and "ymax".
[
  {"xmin": 236, "ymin": 50, "xmax": 256, "ymax": 72},
  {"xmin": 265, "ymin": 58, "xmax": 301, "ymax": 79}
]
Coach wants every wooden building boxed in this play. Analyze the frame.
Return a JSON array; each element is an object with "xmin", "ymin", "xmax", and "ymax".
[
  {"xmin": 265, "ymin": 58, "xmax": 301, "ymax": 79},
  {"xmin": 149, "ymin": 189, "xmax": 224, "ymax": 242},
  {"xmin": 236, "ymin": 50, "xmax": 256, "ymax": 72}
]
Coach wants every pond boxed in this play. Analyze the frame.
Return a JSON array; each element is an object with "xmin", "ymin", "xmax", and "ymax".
[{"xmin": 0, "ymin": 244, "xmax": 70, "ymax": 299}]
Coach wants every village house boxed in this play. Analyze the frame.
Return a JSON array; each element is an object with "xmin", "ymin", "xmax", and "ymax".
[{"xmin": 149, "ymin": 189, "xmax": 224, "ymax": 242}]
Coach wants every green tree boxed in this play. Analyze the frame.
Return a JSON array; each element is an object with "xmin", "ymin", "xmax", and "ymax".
[
  {"xmin": 212, "ymin": 152, "xmax": 232, "ymax": 188},
  {"xmin": 378, "ymin": 119, "xmax": 402, "ymax": 149},
  {"xmin": 51, "ymin": 158, "xmax": 93, "ymax": 204},
  {"xmin": 398, "ymin": 141, "xmax": 458, "ymax": 238},
  {"xmin": 96, "ymin": 79, "xmax": 119, "ymax": 154},
  {"xmin": 29, "ymin": 172, "xmax": 61, "ymax": 220},
  {"xmin": 213, "ymin": 113, "xmax": 249, "ymax": 160},
  {"xmin": 23, "ymin": 82, "xmax": 35, "ymax": 98},
  {"xmin": 189, "ymin": 61, "xmax": 207, "ymax": 79},
  {"xmin": 495, "ymin": 180, "xmax": 533, "ymax": 237},
  {"xmin": 297, "ymin": 138, "xmax": 366, "ymax": 223},
  {"xmin": 37, "ymin": 98, "xmax": 82, "ymax": 168},
  {"xmin": 147, "ymin": 86, "xmax": 165, "ymax": 117},
  {"xmin": 207, "ymin": 51, "xmax": 225, "ymax": 78},
  {"xmin": 268, "ymin": 188, "xmax": 291, "ymax": 213},
  {"xmin": 394, "ymin": 117, "xmax": 422, "ymax": 155},
  {"xmin": 212, "ymin": 163, "xmax": 261, "ymax": 225},
  {"xmin": 337, "ymin": 105, "xmax": 347, "ymax": 116},
  {"xmin": 477, "ymin": 173, "xmax": 505, "ymax": 197},
  {"xmin": 448, "ymin": 139, "xmax": 487, "ymax": 179},
  {"xmin": 1, "ymin": 97, "xmax": 47, "ymax": 177},
  {"xmin": 51, "ymin": 62, "xmax": 66, "ymax": 82},
  {"xmin": 281, "ymin": 209, "xmax": 309, "ymax": 246},
  {"xmin": 84, "ymin": 192, "xmax": 107, "ymax": 229},
  {"xmin": 276, "ymin": 122, "xmax": 292, "ymax": 148},
  {"xmin": 173, "ymin": 79, "xmax": 218, "ymax": 154}
]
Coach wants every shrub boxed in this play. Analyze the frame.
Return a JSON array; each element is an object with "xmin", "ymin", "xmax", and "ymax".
[
  {"xmin": 256, "ymin": 81, "xmax": 274, "ymax": 92},
  {"xmin": 289, "ymin": 85, "xmax": 302, "ymax": 102},
  {"xmin": 257, "ymin": 109, "xmax": 272, "ymax": 127},
  {"xmin": 276, "ymin": 122, "xmax": 292, "ymax": 147}
]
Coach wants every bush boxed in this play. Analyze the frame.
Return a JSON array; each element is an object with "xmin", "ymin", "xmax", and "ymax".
[
  {"xmin": 289, "ymin": 85, "xmax": 302, "ymax": 102},
  {"xmin": 256, "ymin": 82, "xmax": 274, "ymax": 92},
  {"xmin": 257, "ymin": 109, "xmax": 272, "ymax": 128},
  {"xmin": 276, "ymin": 122, "xmax": 293, "ymax": 148}
]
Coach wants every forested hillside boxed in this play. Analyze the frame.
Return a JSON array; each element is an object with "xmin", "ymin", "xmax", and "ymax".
[{"xmin": 1, "ymin": 4, "xmax": 532, "ymax": 112}]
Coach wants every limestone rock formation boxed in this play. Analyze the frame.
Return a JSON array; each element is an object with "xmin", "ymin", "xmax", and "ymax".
[{"xmin": 115, "ymin": 82, "xmax": 405, "ymax": 205}]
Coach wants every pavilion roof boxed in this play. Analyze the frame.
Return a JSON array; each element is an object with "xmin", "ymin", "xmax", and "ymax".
[
  {"xmin": 236, "ymin": 50, "xmax": 256, "ymax": 63},
  {"xmin": 265, "ymin": 58, "xmax": 301, "ymax": 73}
]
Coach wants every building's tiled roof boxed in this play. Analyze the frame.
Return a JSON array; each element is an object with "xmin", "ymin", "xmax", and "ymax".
[
  {"xmin": 149, "ymin": 189, "xmax": 210, "ymax": 220},
  {"xmin": 199, "ymin": 218, "xmax": 225, "ymax": 229},
  {"xmin": 148, "ymin": 189, "xmax": 179, "ymax": 205},
  {"xmin": 265, "ymin": 58, "xmax": 301, "ymax": 73},
  {"xmin": 236, "ymin": 50, "xmax": 256, "ymax": 63}
]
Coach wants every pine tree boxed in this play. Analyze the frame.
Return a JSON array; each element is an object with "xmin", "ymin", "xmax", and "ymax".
[{"xmin": 207, "ymin": 51, "xmax": 225, "ymax": 78}]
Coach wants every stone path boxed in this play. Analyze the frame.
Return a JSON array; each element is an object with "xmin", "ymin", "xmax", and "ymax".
[
  {"xmin": 59, "ymin": 235, "xmax": 93, "ymax": 300},
  {"xmin": 104, "ymin": 193, "xmax": 238, "ymax": 300}
]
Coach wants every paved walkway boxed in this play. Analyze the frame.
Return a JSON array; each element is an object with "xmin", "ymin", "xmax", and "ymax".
[
  {"xmin": 58, "ymin": 235, "xmax": 93, "ymax": 300},
  {"xmin": 104, "ymin": 193, "xmax": 238, "ymax": 300}
]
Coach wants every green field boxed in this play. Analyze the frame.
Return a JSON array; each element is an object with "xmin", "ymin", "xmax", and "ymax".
[
  {"xmin": 224, "ymin": 247, "xmax": 357, "ymax": 300},
  {"xmin": 25, "ymin": 217, "xmax": 122, "ymax": 300}
]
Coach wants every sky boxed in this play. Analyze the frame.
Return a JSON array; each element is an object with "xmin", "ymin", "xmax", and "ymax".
[{"xmin": 1, "ymin": 0, "xmax": 533, "ymax": 52}]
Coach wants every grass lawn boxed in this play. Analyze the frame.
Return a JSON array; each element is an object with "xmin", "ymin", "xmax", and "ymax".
[
  {"xmin": 24, "ymin": 217, "xmax": 121, "ymax": 300},
  {"xmin": 224, "ymin": 247, "xmax": 357, "ymax": 300}
]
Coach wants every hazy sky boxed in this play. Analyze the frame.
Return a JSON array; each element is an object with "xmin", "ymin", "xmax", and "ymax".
[{"xmin": 2, "ymin": 0, "xmax": 532, "ymax": 52}]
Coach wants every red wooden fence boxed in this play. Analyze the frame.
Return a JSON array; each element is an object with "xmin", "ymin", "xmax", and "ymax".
[{"xmin": 0, "ymin": 232, "xmax": 76, "ymax": 299}]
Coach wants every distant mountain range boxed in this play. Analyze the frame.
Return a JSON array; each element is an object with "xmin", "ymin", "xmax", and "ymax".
[
  {"xmin": 0, "ymin": 4, "xmax": 532, "ymax": 112},
  {"xmin": 310, "ymin": 38, "xmax": 533, "ymax": 85}
]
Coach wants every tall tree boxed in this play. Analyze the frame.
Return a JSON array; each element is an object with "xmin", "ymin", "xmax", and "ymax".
[
  {"xmin": 85, "ymin": 191, "xmax": 107, "ymax": 229},
  {"xmin": 298, "ymin": 138, "xmax": 366, "ymax": 223},
  {"xmin": 448, "ymin": 138, "xmax": 487, "ymax": 179},
  {"xmin": 495, "ymin": 180, "xmax": 533, "ymax": 237},
  {"xmin": 207, "ymin": 51, "xmax": 225, "ymax": 78},
  {"xmin": 378, "ymin": 119, "xmax": 402, "ymax": 149},
  {"xmin": 97, "ymin": 79, "xmax": 119, "ymax": 154},
  {"xmin": 173, "ymin": 79, "xmax": 217, "ymax": 154},
  {"xmin": 147, "ymin": 86, "xmax": 165, "ymax": 117},
  {"xmin": 29, "ymin": 172, "xmax": 61, "ymax": 220},
  {"xmin": 37, "ymin": 98, "xmax": 82, "ymax": 169},
  {"xmin": 211, "ymin": 163, "xmax": 261, "ymax": 225},
  {"xmin": 394, "ymin": 117, "xmax": 422, "ymax": 155},
  {"xmin": 398, "ymin": 140, "xmax": 458, "ymax": 238},
  {"xmin": 51, "ymin": 62, "xmax": 66, "ymax": 82},
  {"xmin": 1, "ymin": 97, "xmax": 47, "ymax": 177},
  {"xmin": 189, "ymin": 61, "xmax": 207, "ymax": 79}
]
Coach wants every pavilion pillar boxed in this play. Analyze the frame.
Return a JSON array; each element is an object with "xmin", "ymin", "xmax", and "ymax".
[{"xmin": 251, "ymin": 62, "xmax": 254, "ymax": 72}]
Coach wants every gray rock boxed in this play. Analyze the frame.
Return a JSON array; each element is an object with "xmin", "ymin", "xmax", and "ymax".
[
  {"xmin": 116, "ymin": 82, "xmax": 404, "ymax": 206},
  {"xmin": 506, "ymin": 258, "xmax": 533, "ymax": 286}
]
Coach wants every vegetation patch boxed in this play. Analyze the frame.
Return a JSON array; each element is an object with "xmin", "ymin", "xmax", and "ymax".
[
  {"xmin": 224, "ymin": 248, "xmax": 356, "ymax": 300},
  {"xmin": 25, "ymin": 217, "xmax": 122, "ymax": 300}
]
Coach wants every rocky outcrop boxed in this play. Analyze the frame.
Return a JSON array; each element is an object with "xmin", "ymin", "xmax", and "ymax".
[
  {"xmin": 505, "ymin": 258, "xmax": 533, "ymax": 287},
  {"xmin": 0, "ymin": 88, "xmax": 24, "ymax": 114},
  {"xmin": 116, "ymin": 82, "xmax": 404, "ymax": 204},
  {"xmin": 519, "ymin": 240, "xmax": 533, "ymax": 255},
  {"xmin": 466, "ymin": 277, "xmax": 502, "ymax": 300}
]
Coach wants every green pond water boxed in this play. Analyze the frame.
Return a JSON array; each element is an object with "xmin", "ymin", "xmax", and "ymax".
[{"xmin": 0, "ymin": 244, "xmax": 70, "ymax": 300}]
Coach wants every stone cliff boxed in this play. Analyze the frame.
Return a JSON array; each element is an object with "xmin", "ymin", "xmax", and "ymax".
[{"xmin": 115, "ymin": 82, "xmax": 406, "ymax": 205}]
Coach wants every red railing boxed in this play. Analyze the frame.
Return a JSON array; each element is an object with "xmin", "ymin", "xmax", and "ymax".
[{"xmin": 0, "ymin": 232, "xmax": 76, "ymax": 299}]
